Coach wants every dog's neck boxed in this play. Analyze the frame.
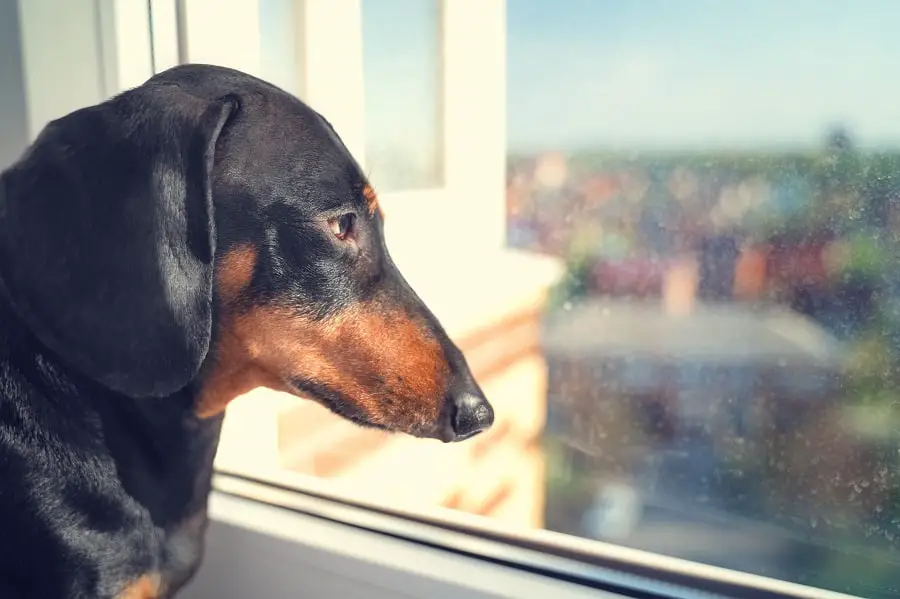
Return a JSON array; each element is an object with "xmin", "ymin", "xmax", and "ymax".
[{"xmin": 0, "ymin": 288, "xmax": 224, "ymax": 528}]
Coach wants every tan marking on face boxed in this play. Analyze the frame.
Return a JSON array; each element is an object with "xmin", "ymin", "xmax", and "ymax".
[
  {"xmin": 198, "ymin": 244, "xmax": 448, "ymax": 432},
  {"xmin": 117, "ymin": 573, "xmax": 162, "ymax": 599},
  {"xmin": 362, "ymin": 183, "xmax": 380, "ymax": 217},
  {"xmin": 216, "ymin": 244, "xmax": 258, "ymax": 300},
  {"xmin": 197, "ymin": 302, "xmax": 449, "ymax": 430}
]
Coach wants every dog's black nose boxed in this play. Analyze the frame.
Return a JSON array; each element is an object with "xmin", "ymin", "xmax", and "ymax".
[{"xmin": 449, "ymin": 392, "xmax": 494, "ymax": 441}]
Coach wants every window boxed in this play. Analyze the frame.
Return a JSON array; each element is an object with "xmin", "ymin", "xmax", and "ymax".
[
  {"xmin": 507, "ymin": 2, "xmax": 900, "ymax": 596},
  {"xmin": 361, "ymin": 0, "xmax": 443, "ymax": 192},
  {"xmin": 173, "ymin": 1, "xmax": 900, "ymax": 597},
  {"xmin": 13, "ymin": 1, "xmax": 900, "ymax": 598}
]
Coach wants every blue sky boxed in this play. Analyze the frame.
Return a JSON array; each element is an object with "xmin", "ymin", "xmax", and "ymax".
[
  {"xmin": 507, "ymin": 0, "xmax": 900, "ymax": 152},
  {"xmin": 347, "ymin": 1, "xmax": 900, "ymax": 156}
]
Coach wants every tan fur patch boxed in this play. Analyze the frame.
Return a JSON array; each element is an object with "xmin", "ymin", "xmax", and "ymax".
[
  {"xmin": 362, "ymin": 184, "xmax": 380, "ymax": 217},
  {"xmin": 196, "ymin": 302, "xmax": 448, "ymax": 431},
  {"xmin": 117, "ymin": 573, "xmax": 162, "ymax": 599},
  {"xmin": 216, "ymin": 244, "xmax": 258, "ymax": 300}
]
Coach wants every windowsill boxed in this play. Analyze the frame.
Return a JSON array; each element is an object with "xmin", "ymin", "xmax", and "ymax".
[
  {"xmin": 181, "ymin": 487, "xmax": 625, "ymax": 599},
  {"xmin": 194, "ymin": 473, "xmax": 845, "ymax": 599}
]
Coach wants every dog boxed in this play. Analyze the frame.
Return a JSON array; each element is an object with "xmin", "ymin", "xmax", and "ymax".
[{"xmin": 0, "ymin": 64, "xmax": 493, "ymax": 599}]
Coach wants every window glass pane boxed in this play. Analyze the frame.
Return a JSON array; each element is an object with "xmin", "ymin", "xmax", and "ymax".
[
  {"xmin": 258, "ymin": 0, "xmax": 298, "ymax": 96},
  {"xmin": 508, "ymin": 1, "xmax": 900, "ymax": 595},
  {"xmin": 362, "ymin": 0, "xmax": 443, "ymax": 192}
]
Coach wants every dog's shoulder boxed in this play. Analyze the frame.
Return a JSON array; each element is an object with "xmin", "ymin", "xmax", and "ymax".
[{"xmin": 0, "ymin": 309, "xmax": 165, "ymax": 598}]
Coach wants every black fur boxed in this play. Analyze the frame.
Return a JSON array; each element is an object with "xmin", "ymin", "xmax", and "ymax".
[{"xmin": 0, "ymin": 64, "xmax": 492, "ymax": 598}]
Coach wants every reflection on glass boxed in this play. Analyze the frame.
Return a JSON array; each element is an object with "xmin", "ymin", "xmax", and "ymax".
[
  {"xmin": 362, "ymin": 0, "xmax": 442, "ymax": 191},
  {"xmin": 507, "ymin": 1, "xmax": 900, "ymax": 596}
]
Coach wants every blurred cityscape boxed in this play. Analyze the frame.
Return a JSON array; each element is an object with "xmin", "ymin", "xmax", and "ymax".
[{"xmin": 510, "ymin": 128, "xmax": 900, "ymax": 597}]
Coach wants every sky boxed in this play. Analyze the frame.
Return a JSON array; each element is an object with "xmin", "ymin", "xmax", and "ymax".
[
  {"xmin": 506, "ymin": 0, "xmax": 900, "ymax": 152},
  {"xmin": 328, "ymin": 0, "xmax": 900, "ymax": 159}
]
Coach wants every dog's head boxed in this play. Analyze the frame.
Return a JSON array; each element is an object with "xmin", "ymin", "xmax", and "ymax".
[{"xmin": 0, "ymin": 64, "xmax": 492, "ymax": 442}]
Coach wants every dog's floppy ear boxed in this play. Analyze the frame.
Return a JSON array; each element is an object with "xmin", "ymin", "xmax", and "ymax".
[{"xmin": 0, "ymin": 86, "xmax": 238, "ymax": 398}]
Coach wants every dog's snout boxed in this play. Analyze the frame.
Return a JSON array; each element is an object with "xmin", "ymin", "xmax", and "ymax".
[{"xmin": 448, "ymin": 392, "xmax": 494, "ymax": 441}]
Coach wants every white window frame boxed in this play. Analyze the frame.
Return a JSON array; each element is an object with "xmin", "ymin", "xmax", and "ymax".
[{"xmin": 154, "ymin": 0, "xmax": 507, "ymax": 258}]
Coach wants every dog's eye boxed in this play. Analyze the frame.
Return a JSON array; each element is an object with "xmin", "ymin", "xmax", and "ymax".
[{"xmin": 329, "ymin": 213, "xmax": 356, "ymax": 241}]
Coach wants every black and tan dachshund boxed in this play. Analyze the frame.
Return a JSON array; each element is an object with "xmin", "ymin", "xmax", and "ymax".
[{"xmin": 0, "ymin": 64, "xmax": 493, "ymax": 599}]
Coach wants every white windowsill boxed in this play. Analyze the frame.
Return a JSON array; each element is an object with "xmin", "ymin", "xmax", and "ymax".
[
  {"xmin": 197, "ymin": 473, "xmax": 855, "ymax": 599},
  {"xmin": 180, "ymin": 490, "xmax": 614, "ymax": 599}
]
